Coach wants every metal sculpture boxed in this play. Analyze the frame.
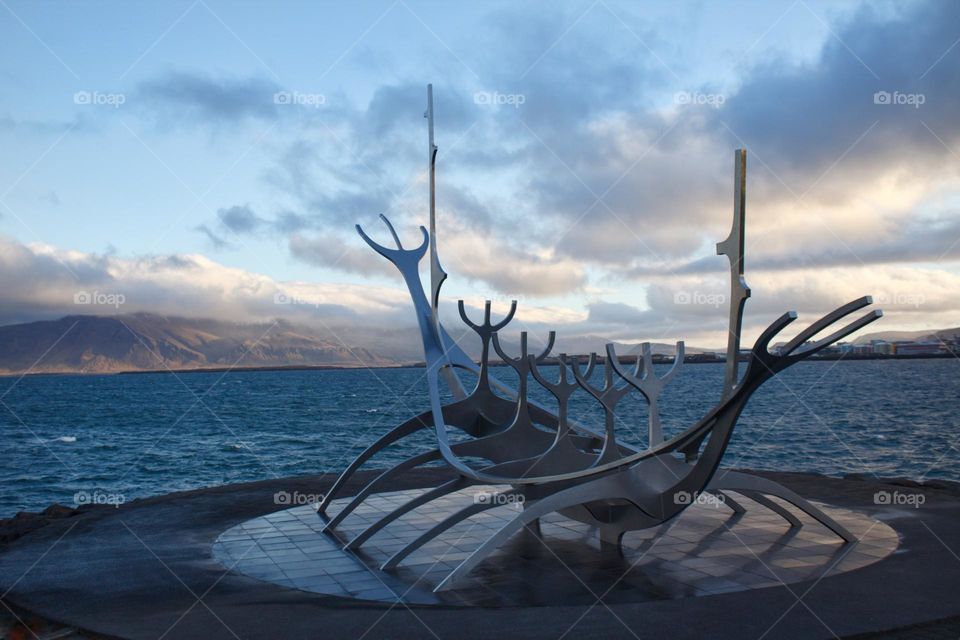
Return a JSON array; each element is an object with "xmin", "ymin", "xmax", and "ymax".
[{"xmin": 318, "ymin": 86, "xmax": 882, "ymax": 592}]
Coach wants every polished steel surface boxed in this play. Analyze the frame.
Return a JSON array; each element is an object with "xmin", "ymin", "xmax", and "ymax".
[{"xmin": 318, "ymin": 86, "xmax": 882, "ymax": 592}]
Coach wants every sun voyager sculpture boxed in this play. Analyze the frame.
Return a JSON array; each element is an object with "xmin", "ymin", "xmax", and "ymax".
[{"xmin": 317, "ymin": 85, "xmax": 882, "ymax": 593}]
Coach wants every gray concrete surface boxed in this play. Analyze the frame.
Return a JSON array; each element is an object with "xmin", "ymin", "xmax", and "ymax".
[{"xmin": 1, "ymin": 469, "xmax": 958, "ymax": 640}]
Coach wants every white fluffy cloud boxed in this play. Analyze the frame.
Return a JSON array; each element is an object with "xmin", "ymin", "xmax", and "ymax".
[{"xmin": 2, "ymin": 233, "xmax": 958, "ymax": 350}]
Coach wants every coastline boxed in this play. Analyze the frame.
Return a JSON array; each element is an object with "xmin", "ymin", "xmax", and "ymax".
[{"xmin": 0, "ymin": 351, "xmax": 954, "ymax": 379}]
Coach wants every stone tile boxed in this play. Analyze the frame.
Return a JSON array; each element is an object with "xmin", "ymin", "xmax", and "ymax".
[{"xmin": 213, "ymin": 485, "xmax": 898, "ymax": 607}]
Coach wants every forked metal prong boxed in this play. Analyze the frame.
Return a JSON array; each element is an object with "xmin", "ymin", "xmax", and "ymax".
[
  {"xmin": 754, "ymin": 311, "xmax": 799, "ymax": 355},
  {"xmin": 607, "ymin": 341, "xmax": 684, "ymax": 446},
  {"xmin": 782, "ymin": 296, "xmax": 875, "ymax": 355},
  {"xmin": 458, "ymin": 299, "xmax": 518, "ymax": 336},
  {"xmin": 378, "ymin": 213, "xmax": 404, "ymax": 249},
  {"xmin": 356, "ymin": 215, "xmax": 429, "ymax": 262},
  {"xmin": 793, "ymin": 310, "xmax": 883, "ymax": 357}
]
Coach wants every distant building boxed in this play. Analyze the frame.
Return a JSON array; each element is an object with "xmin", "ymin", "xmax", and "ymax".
[
  {"xmin": 893, "ymin": 341, "xmax": 944, "ymax": 356},
  {"xmin": 871, "ymin": 340, "xmax": 895, "ymax": 355}
]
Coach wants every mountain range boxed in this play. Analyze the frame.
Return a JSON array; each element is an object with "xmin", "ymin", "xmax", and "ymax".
[
  {"xmin": 0, "ymin": 314, "xmax": 707, "ymax": 376},
  {"xmin": 0, "ymin": 314, "xmax": 394, "ymax": 375},
  {"xmin": 0, "ymin": 313, "xmax": 953, "ymax": 376}
]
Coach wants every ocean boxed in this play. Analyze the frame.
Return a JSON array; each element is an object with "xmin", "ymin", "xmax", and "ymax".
[{"xmin": 1, "ymin": 359, "xmax": 957, "ymax": 517}]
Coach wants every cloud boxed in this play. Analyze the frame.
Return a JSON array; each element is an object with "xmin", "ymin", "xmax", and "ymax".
[
  {"xmin": 194, "ymin": 223, "xmax": 230, "ymax": 250},
  {"xmin": 0, "ymin": 114, "xmax": 93, "ymax": 135},
  {"xmin": 54, "ymin": 0, "xmax": 960, "ymax": 347},
  {"xmin": 0, "ymin": 234, "xmax": 411, "ymax": 329},
  {"xmin": 585, "ymin": 301, "xmax": 652, "ymax": 326},
  {"xmin": 715, "ymin": 1, "xmax": 960, "ymax": 184},
  {"xmin": 288, "ymin": 232, "xmax": 397, "ymax": 279},
  {"xmin": 217, "ymin": 204, "xmax": 264, "ymax": 234},
  {"xmin": 194, "ymin": 205, "xmax": 267, "ymax": 248},
  {"xmin": 4, "ymin": 233, "xmax": 960, "ymax": 356},
  {"xmin": 137, "ymin": 71, "xmax": 281, "ymax": 125},
  {"xmin": 441, "ymin": 227, "xmax": 587, "ymax": 296}
]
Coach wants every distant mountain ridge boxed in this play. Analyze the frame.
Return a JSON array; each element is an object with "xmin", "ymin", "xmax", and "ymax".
[
  {"xmin": 0, "ymin": 314, "xmax": 706, "ymax": 376},
  {"xmin": 0, "ymin": 314, "xmax": 395, "ymax": 375},
  {"xmin": 1, "ymin": 314, "xmax": 951, "ymax": 376}
]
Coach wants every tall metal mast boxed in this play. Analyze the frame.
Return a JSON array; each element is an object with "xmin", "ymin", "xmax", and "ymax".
[
  {"xmin": 717, "ymin": 149, "xmax": 751, "ymax": 399},
  {"xmin": 425, "ymin": 84, "xmax": 465, "ymax": 399},
  {"xmin": 426, "ymin": 84, "xmax": 447, "ymax": 311}
]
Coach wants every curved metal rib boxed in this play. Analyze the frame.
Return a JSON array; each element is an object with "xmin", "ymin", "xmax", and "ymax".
[
  {"xmin": 432, "ymin": 478, "xmax": 635, "ymax": 592},
  {"xmin": 710, "ymin": 490, "xmax": 746, "ymax": 515},
  {"xmin": 323, "ymin": 448, "xmax": 442, "ymax": 533},
  {"xmin": 345, "ymin": 477, "xmax": 472, "ymax": 550},
  {"xmin": 708, "ymin": 470, "xmax": 854, "ymax": 542},
  {"xmin": 425, "ymin": 299, "xmax": 882, "ymax": 487},
  {"xmin": 317, "ymin": 411, "xmax": 432, "ymax": 515},
  {"xmin": 381, "ymin": 488, "xmax": 522, "ymax": 571},
  {"xmin": 740, "ymin": 491, "xmax": 802, "ymax": 527}
]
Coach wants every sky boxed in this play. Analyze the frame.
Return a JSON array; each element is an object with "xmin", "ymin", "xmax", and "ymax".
[{"xmin": 1, "ymin": 0, "xmax": 958, "ymax": 349}]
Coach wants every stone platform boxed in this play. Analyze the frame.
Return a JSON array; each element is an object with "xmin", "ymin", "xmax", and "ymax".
[
  {"xmin": 1, "ymin": 469, "xmax": 960, "ymax": 640},
  {"xmin": 215, "ymin": 486, "xmax": 897, "ymax": 606}
]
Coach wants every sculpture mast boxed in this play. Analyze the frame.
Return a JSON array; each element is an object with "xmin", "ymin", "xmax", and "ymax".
[
  {"xmin": 425, "ymin": 84, "xmax": 466, "ymax": 399},
  {"xmin": 717, "ymin": 149, "xmax": 751, "ymax": 399},
  {"xmin": 426, "ymin": 84, "xmax": 447, "ymax": 312}
]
